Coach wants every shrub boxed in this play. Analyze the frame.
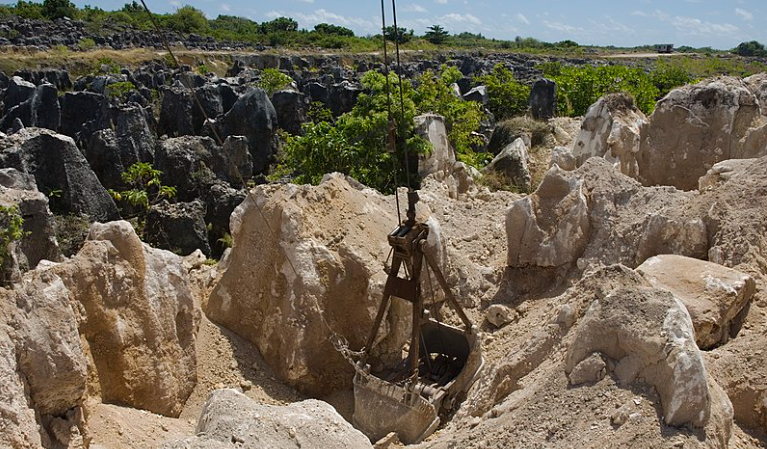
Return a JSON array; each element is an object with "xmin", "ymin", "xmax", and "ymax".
[
  {"xmin": 476, "ymin": 64, "xmax": 531, "ymax": 120},
  {"xmin": 42, "ymin": 0, "xmax": 76, "ymax": 20},
  {"xmin": 273, "ymin": 71, "xmax": 429, "ymax": 192},
  {"xmin": 104, "ymin": 81, "xmax": 136, "ymax": 102},
  {"xmin": 165, "ymin": 5, "xmax": 209, "ymax": 34},
  {"xmin": 0, "ymin": 205, "xmax": 26, "ymax": 267},
  {"xmin": 649, "ymin": 60, "xmax": 693, "ymax": 99},
  {"xmin": 735, "ymin": 41, "xmax": 767, "ymax": 57},
  {"xmin": 487, "ymin": 117, "xmax": 552, "ymax": 154},
  {"xmin": 313, "ymin": 23, "xmax": 354, "ymax": 37},
  {"xmin": 256, "ymin": 68, "xmax": 292, "ymax": 95},
  {"xmin": 108, "ymin": 162, "xmax": 176, "ymax": 211},
  {"xmin": 78, "ymin": 37, "xmax": 96, "ymax": 50},
  {"xmin": 414, "ymin": 65, "xmax": 487, "ymax": 165}
]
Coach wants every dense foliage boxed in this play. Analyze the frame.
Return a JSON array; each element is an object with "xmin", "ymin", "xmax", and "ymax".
[
  {"xmin": 735, "ymin": 41, "xmax": 767, "ymax": 57},
  {"xmin": 476, "ymin": 64, "xmax": 531, "ymax": 120},
  {"xmin": 256, "ymin": 68, "xmax": 292, "ymax": 95},
  {"xmin": 275, "ymin": 66, "xmax": 490, "ymax": 191}
]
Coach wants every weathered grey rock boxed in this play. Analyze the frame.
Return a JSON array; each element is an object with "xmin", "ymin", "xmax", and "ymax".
[
  {"xmin": 271, "ymin": 89, "xmax": 309, "ymax": 135},
  {"xmin": 529, "ymin": 78, "xmax": 557, "ymax": 120},
  {"xmin": 205, "ymin": 183, "xmax": 245, "ymax": 258},
  {"xmin": 59, "ymin": 91, "xmax": 106, "ymax": 139},
  {"xmin": 744, "ymin": 73, "xmax": 767, "ymax": 115},
  {"xmin": 0, "ymin": 128, "xmax": 119, "ymax": 221},
  {"xmin": 638, "ymin": 77, "xmax": 767, "ymax": 190},
  {"xmin": 191, "ymin": 84, "xmax": 224, "ymax": 134},
  {"xmin": 1, "ymin": 83, "xmax": 61, "ymax": 132},
  {"xmin": 463, "ymin": 85, "xmax": 488, "ymax": 105},
  {"xmin": 328, "ymin": 80, "xmax": 361, "ymax": 116},
  {"xmin": 566, "ymin": 285, "xmax": 719, "ymax": 427},
  {"xmin": 0, "ymin": 168, "xmax": 62, "ymax": 284},
  {"xmin": 415, "ymin": 113, "xmax": 456, "ymax": 178},
  {"xmin": 572, "ymin": 93, "xmax": 647, "ymax": 179},
  {"xmin": 485, "ymin": 138, "xmax": 531, "ymax": 190},
  {"xmin": 160, "ymin": 389, "xmax": 373, "ymax": 449},
  {"xmin": 550, "ymin": 146, "xmax": 576, "ymax": 170},
  {"xmin": 145, "ymin": 200, "xmax": 211, "ymax": 257},
  {"xmin": 637, "ymin": 255, "xmax": 755, "ymax": 350},
  {"xmin": 158, "ymin": 84, "xmax": 194, "ymax": 137},
  {"xmin": 219, "ymin": 88, "xmax": 278, "ymax": 175},
  {"xmin": 4, "ymin": 76, "xmax": 35, "ymax": 111}
]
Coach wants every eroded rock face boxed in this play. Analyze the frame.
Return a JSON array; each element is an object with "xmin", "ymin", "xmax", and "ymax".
[
  {"xmin": 698, "ymin": 159, "xmax": 756, "ymax": 191},
  {"xmin": 485, "ymin": 138, "xmax": 532, "ymax": 191},
  {"xmin": 415, "ymin": 113, "xmax": 456, "ymax": 179},
  {"xmin": 218, "ymin": 87, "xmax": 278, "ymax": 175},
  {"xmin": 637, "ymin": 77, "xmax": 767, "ymax": 190},
  {"xmin": 506, "ymin": 164, "xmax": 589, "ymax": 268},
  {"xmin": 206, "ymin": 174, "xmax": 448, "ymax": 395},
  {"xmin": 56, "ymin": 221, "xmax": 199, "ymax": 417},
  {"xmin": 0, "ymin": 128, "xmax": 119, "ymax": 221},
  {"xmin": 566, "ymin": 286, "xmax": 717, "ymax": 427},
  {"xmin": 637, "ymin": 255, "xmax": 755, "ymax": 350},
  {"xmin": 160, "ymin": 389, "xmax": 373, "ymax": 449},
  {"xmin": 572, "ymin": 93, "xmax": 647, "ymax": 179}
]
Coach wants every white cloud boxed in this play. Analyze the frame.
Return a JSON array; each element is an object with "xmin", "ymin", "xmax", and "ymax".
[
  {"xmin": 219, "ymin": 3, "xmax": 230, "ymax": 12},
  {"xmin": 735, "ymin": 8, "xmax": 753, "ymax": 21},
  {"xmin": 543, "ymin": 20, "xmax": 584, "ymax": 34},
  {"xmin": 403, "ymin": 4, "xmax": 427, "ymax": 13},
  {"xmin": 439, "ymin": 12, "xmax": 481, "ymax": 25},
  {"xmin": 297, "ymin": 0, "xmax": 315, "ymax": 3},
  {"xmin": 672, "ymin": 16, "xmax": 739, "ymax": 35},
  {"xmin": 293, "ymin": 9, "xmax": 376, "ymax": 31},
  {"xmin": 515, "ymin": 13, "xmax": 529, "ymax": 25},
  {"xmin": 169, "ymin": 0, "xmax": 181, "ymax": 6},
  {"xmin": 434, "ymin": 0, "xmax": 448, "ymax": 4},
  {"xmin": 631, "ymin": 10, "xmax": 648, "ymax": 17},
  {"xmin": 265, "ymin": 10, "xmax": 281, "ymax": 19}
]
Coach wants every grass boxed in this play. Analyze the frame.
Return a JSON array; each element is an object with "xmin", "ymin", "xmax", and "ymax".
[{"xmin": 487, "ymin": 117, "xmax": 553, "ymax": 155}]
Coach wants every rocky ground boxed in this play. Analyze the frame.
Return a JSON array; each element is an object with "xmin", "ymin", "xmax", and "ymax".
[{"xmin": 0, "ymin": 42, "xmax": 766, "ymax": 449}]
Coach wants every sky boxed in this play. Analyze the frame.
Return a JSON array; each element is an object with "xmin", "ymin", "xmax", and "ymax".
[{"xmin": 75, "ymin": 0, "xmax": 765, "ymax": 49}]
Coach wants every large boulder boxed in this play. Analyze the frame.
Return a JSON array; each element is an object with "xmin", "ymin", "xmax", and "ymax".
[
  {"xmin": 415, "ymin": 113, "xmax": 456, "ymax": 179},
  {"xmin": 566, "ymin": 285, "xmax": 723, "ymax": 427},
  {"xmin": 160, "ymin": 389, "xmax": 372, "ymax": 449},
  {"xmin": 637, "ymin": 77, "xmax": 767, "ymax": 190},
  {"xmin": 145, "ymin": 200, "xmax": 211, "ymax": 257},
  {"xmin": 0, "ymin": 83, "xmax": 61, "ymax": 132},
  {"xmin": 0, "ymin": 128, "xmax": 119, "ymax": 221},
  {"xmin": 506, "ymin": 159, "xmax": 708, "ymax": 274},
  {"xmin": 158, "ymin": 83, "xmax": 194, "ymax": 137},
  {"xmin": 485, "ymin": 138, "xmax": 532, "ymax": 191},
  {"xmin": 191, "ymin": 84, "xmax": 224, "ymax": 135},
  {"xmin": 155, "ymin": 136, "xmax": 252, "ymax": 201},
  {"xmin": 637, "ymin": 255, "xmax": 755, "ymax": 350},
  {"xmin": 529, "ymin": 78, "xmax": 557, "ymax": 120},
  {"xmin": 205, "ymin": 174, "xmax": 448, "ymax": 395},
  {"xmin": 3, "ymin": 76, "xmax": 35, "ymax": 112},
  {"xmin": 744, "ymin": 73, "xmax": 767, "ymax": 115},
  {"xmin": 271, "ymin": 89, "xmax": 308, "ymax": 135},
  {"xmin": 572, "ymin": 93, "xmax": 647, "ymax": 179},
  {"xmin": 698, "ymin": 158, "xmax": 756, "ymax": 191},
  {"xmin": 205, "ymin": 183, "xmax": 246, "ymax": 258},
  {"xmin": 506, "ymin": 163, "xmax": 589, "ymax": 268},
  {"xmin": 218, "ymin": 87, "xmax": 278, "ymax": 175},
  {"xmin": 85, "ymin": 105, "xmax": 155, "ymax": 190},
  {"xmin": 55, "ymin": 221, "xmax": 199, "ymax": 417},
  {"xmin": 0, "ymin": 168, "xmax": 62, "ymax": 284}
]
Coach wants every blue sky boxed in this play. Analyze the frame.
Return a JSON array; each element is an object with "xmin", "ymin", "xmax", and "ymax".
[{"xmin": 76, "ymin": 0, "xmax": 764, "ymax": 49}]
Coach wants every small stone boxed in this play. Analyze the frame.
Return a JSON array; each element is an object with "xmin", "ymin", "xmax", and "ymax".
[{"xmin": 240, "ymin": 380, "xmax": 253, "ymax": 391}]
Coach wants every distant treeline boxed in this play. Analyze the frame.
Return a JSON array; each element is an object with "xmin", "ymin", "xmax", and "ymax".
[{"xmin": 2, "ymin": 0, "xmax": 763, "ymax": 55}]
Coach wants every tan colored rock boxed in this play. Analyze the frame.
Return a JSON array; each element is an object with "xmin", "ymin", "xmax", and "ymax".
[
  {"xmin": 206, "ymin": 174, "xmax": 448, "ymax": 395},
  {"xmin": 415, "ymin": 113, "xmax": 456, "ymax": 178},
  {"xmin": 550, "ymin": 146, "xmax": 576, "ymax": 170},
  {"xmin": 566, "ymin": 285, "xmax": 720, "ymax": 427},
  {"xmin": 484, "ymin": 304, "xmax": 517, "ymax": 328},
  {"xmin": 55, "ymin": 221, "xmax": 199, "ymax": 417},
  {"xmin": 572, "ymin": 93, "xmax": 647, "ymax": 178},
  {"xmin": 638, "ymin": 77, "xmax": 767, "ymax": 190},
  {"xmin": 506, "ymin": 164, "xmax": 589, "ymax": 268},
  {"xmin": 567, "ymin": 352, "xmax": 606, "ymax": 385},
  {"xmin": 637, "ymin": 255, "xmax": 755, "ymax": 349},
  {"xmin": 160, "ymin": 389, "xmax": 373, "ymax": 449},
  {"xmin": 744, "ymin": 73, "xmax": 767, "ymax": 115},
  {"xmin": 698, "ymin": 158, "xmax": 756, "ymax": 190}
]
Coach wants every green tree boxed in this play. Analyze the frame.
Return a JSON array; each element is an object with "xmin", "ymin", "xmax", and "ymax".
[
  {"xmin": 384, "ymin": 25, "xmax": 413, "ymax": 44},
  {"xmin": 476, "ymin": 64, "xmax": 531, "ymax": 120},
  {"xmin": 166, "ymin": 5, "xmax": 209, "ymax": 34},
  {"xmin": 256, "ymin": 68, "xmax": 292, "ymax": 95},
  {"xmin": 424, "ymin": 24, "xmax": 449, "ymax": 44},
  {"xmin": 260, "ymin": 16, "xmax": 298, "ymax": 33},
  {"xmin": 735, "ymin": 41, "xmax": 767, "ymax": 57},
  {"xmin": 313, "ymin": 23, "xmax": 354, "ymax": 36},
  {"xmin": 108, "ymin": 162, "xmax": 176, "ymax": 210},
  {"xmin": 41, "ymin": 0, "xmax": 76, "ymax": 19}
]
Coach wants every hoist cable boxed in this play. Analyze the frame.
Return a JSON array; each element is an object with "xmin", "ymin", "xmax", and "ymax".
[
  {"xmin": 380, "ymin": 0, "xmax": 402, "ymax": 225},
  {"xmin": 390, "ymin": 0, "xmax": 412, "ymax": 190}
]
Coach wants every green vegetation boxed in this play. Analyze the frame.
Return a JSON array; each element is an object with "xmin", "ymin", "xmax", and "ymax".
[
  {"xmin": 0, "ymin": 205, "xmax": 26, "ymax": 267},
  {"xmin": 476, "ymin": 64, "xmax": 531, "ymax": 120},
  {"xmin": 108, "ymin": 162, "xmax": 176, "ymax": 210},
  {"xmin": 256, "ymin": 68, "xmax": 292, "ymax": 95},
  {"xmin": 41, "ymin": 0, "xmax": 74, "ymax": 20},
  {"xmin": 78, "ymin": 37, "xmax": 96, "ymax": 50},
  {"xmin": 104, "ymin": 81, "xmax": 136, "ymax": 102},
  {"xmin": 735, "ymin": 41, "xmax": 767, "ymax": 57},
  {"xmin": 424, "ymin": 25, "xmax": 449, "ymax": 45},
  {"xmin": 274, "ymin": 66, "xmax": 493, "ymax": 190}
]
